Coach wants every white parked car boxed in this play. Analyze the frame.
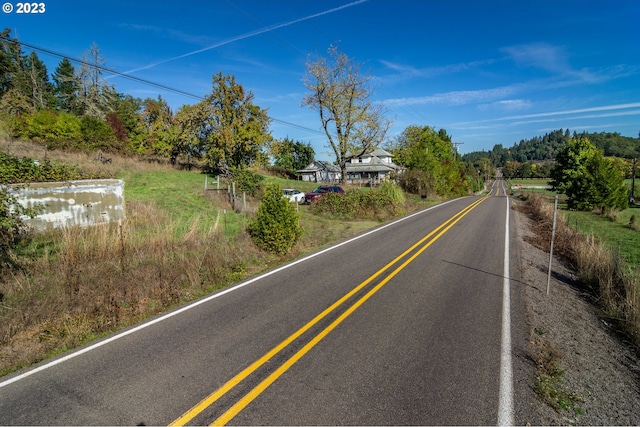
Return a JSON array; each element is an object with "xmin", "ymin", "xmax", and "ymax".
[{"xmin": 282, "ymin": 188, "xmax": 305, "ymax": 203}]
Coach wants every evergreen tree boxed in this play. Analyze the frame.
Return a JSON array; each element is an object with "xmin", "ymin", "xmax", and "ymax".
[
  {"xmin": 247, "ymin": 183, "xmax": 303, "ymax": 255},
  {"xmin": 0, "ymin": 29, "xmax": 32, "ymax": 115},
  {"xmin": 53, "ymin": 57, "xmax": 79, "ymax": 113},
  {"xmin": 0, "ymin": 28, "xmax": 20, "ymax": 98},
  {"xmin": 23, "ymin": 51, "xmax": 54, "ymax": 110}
]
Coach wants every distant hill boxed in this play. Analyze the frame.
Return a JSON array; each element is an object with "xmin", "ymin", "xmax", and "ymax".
[{"xmin": 462, "ymin": 129, "xmax": 639, "ymax": 166}]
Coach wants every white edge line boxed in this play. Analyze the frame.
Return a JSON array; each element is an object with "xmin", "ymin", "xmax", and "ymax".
[
  {"xmin": 0, "ymin": 198, "xmax": 463, "ymax": 388},
  {"xmin": 498, "ymin": 193, "xmax": 515, "ymax": 426}
]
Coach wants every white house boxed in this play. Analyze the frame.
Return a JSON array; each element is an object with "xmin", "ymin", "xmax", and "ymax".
[{"xmin": 345, "ymin": 148, "xmax": 401, "ymax": 185}]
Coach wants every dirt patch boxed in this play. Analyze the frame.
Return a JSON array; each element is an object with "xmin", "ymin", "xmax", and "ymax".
[{"xmin": 514, "ymin": 202, "xmax": 640, "ymax": 425}]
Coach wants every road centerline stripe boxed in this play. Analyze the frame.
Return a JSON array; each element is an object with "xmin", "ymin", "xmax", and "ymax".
[
  {"xmin": 169, "ymin": 197, "xmax": 489, "ymax": 426},
  {"xmin": 208, "ymin": 197, "xmax": 488, "ymax": 426}
]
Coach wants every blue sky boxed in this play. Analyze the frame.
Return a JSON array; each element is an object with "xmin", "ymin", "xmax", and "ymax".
[{"xmin": 4, "ymin": 0, "xmax": 639, "ymax": 159}]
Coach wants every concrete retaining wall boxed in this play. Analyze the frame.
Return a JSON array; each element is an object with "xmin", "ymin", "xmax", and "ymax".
[{"xmin": 10, "ymin": 179, "xmax": 125, "ymax": 231}]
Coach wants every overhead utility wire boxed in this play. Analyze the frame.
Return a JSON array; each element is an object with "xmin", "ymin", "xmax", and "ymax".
[
  {"xmin": 1, "ymin": 36, "xmax": 325, "ymax": 135},
  {"xmin": 3, "ymin": 36, "xmax": 203, "ymax": 100}
]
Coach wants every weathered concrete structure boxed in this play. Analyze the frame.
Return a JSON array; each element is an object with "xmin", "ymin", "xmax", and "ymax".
[{"xmin": 11, "ymin": 179, "xmax": 125, "ymax": 231}]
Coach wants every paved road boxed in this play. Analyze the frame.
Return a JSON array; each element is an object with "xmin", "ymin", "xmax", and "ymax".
[{"xmin": 0, "ymin": 180, "xmax": 534, "ymax": 425}]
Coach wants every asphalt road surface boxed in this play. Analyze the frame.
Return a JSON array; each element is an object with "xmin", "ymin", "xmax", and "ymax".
[{"xmin": 0, "ymin": 179, "xmax": 534, "ymax": 425}]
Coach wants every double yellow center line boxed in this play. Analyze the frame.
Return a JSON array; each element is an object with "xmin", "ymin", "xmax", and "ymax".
[{"xmin": 170, "ymin": 196, "xmax": 489, "ymax": 426}]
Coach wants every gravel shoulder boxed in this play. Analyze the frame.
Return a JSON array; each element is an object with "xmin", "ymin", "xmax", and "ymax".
[{"xmin": 514, "ymin": 201, "xmax": 640, "ymax": 425}]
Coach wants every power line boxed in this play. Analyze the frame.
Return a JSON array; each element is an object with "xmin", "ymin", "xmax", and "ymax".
[
  {"xmin": 1, "ymin": 35, "xmax": 325, "ymax": 136},
  {"xmin": 2, "ymin": 36, "xmax": 204, "ymax": 100}
]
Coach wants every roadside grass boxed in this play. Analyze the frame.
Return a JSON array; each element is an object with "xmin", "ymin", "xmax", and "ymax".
[
  {"xmin": 509, "ymin": 176, "xmax": 640, "ymax": 273},
  {"xmin": 532, "ymin": 330, "xmax": 584, "ymax": 414},
  {"xmin": 520, "ymin": 193, "xmax": 640, "ymax": 416},
  {"xmin": 520, "ymin": 193, "xmax": 640, "ymax": 350},
  {"xmin": 564, "ymin": 209, "xmax": 640, "ymax": 269},
  {"xmin": 509, "ymin": 178, "xmax": 551, "ymax": 187}
]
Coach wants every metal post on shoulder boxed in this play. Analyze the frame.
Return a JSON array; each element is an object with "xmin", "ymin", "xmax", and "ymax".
[{"xmin": 546, "ymin": 195, "xmax": 558, "ymax": 295}]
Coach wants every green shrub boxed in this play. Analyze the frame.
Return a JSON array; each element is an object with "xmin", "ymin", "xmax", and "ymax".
[
  {"xmin": 378, "ymin": 180, "xmax": 406, "ymax": 204},
  {"xmin": 232, "ymin": 167, "xmax": 265, "ymax": 196},
  {"xmin": 10, "ymin": 110, "xmax": 83, "ymax": 149},
  {"xmin": 311, "ymin": 184, "xmax": 405, "ymax": 221},
  {"xmin": 1, "ymin": 185, "xmax": 42, "ymax": 266},
  {"xmin": 26, "ymin": 109, "xmax": 58, "ymax": 142},
  {"xmin": 52, "ymin": 112, "xmax": 82, "ymax": 147},
  {"xmin": 396, "ymin": 168, "xmax": 433, "ymax": 196},
  {"xmin": 0, "ymin": 152, "xmax": 103, "ymax": 184},
  {"xmin": 80, "ymin": 116, "xmax": 118, "ymax": 152},
  {"xmin": 247, "ymin": 183, "xmax": 303, "ymax": 254}
]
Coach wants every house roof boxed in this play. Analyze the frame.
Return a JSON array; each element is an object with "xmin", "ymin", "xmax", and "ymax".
[
  {"xmin": 345, "ymin": 148, "xmax": 401, "ymax": 173},
  {"xmin": 366, "ymin": 148, "xmax": 393, "ymax": 158},
  {"xmin": 297, "ymin": 160, "xmax": 341, "ymax": 173},
  {"xmin": 346, "ymin": 159, "xmax": 402, "ymax": 172},
  {"xmin": 345, "ymin": 163, "xmax": 397, "ymax": 173},
  {"xmin": 347, "ymin": 148, "xmax": 393, "ymax": 160}
]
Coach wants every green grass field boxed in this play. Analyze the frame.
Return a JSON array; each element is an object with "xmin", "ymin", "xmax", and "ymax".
[
  {"xmin": 508, "ymin": 177, "xmax": 640, "ymax": 271},
  {"xmin": 563, "ymin": 208, "xmax": 640, "ymax": 267},
  {"xmin": 119, "ymin": 170, "xmax": 252, "ymax": 238}
]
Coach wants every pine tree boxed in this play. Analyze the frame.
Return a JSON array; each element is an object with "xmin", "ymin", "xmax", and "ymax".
[
  {"xmin": 0, "ymin": 28, "xmax": 23, "ymax": 97},
  {"xmin": 53, "ymin": 57, "xmax": 78, "ymax": 113},
  {"xmin": 248, "ymin": 183, "xmax": 303, "ymax": 255},
  {"xmin": 23, "ymin": 51, "xmax": 54, "ymax": 110}
]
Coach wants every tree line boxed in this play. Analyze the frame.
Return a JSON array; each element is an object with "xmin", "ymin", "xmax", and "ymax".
[
  {"xmin": 462, "ymin": 128, "xmax": 639, "ymax": 174},
  {"xmin": 0, "ymin": 29, "xmax": 314, "ymax": 177}
]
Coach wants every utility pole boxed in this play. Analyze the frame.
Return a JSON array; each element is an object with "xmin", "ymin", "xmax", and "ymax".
[
  {"xmin": 632, "ymin": 157, "xmax": 636, "ymax": 205},
  {"xmin": 632, "ymin": 131, "xmax": 639, "ymax": 205},
  {"xmin": 452, "ymin": 142, "xmax": 464, "ymax": 160}
]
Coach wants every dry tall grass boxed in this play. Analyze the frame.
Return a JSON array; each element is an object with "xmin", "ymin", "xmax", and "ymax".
[
  {"xmin": 522, "ymin": 194, "xmax": 640, "ymax": 345},
  {"xmin": 0, "ymin": 138, "xmax": 177, "ymax": 176},
  {"xmin": 0, "ymin": 200, "xmax": 264, "ymax": 374}
]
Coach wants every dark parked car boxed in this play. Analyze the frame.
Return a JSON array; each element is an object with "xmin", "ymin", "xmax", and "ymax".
[{"xmin": 304, "ymin": 185, "xmax": 344, "ymax": 204}]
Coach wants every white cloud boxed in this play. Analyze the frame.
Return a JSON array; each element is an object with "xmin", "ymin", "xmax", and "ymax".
[
  {"xmin": 478, "ymin": 99, "xmax": 533, "ymax": 112},
  {"xmin": 449, "ymin": 104, "xmax": 640, "ymax": 132},
  {"xmin": 378, "ymin": 58, "xmax": 496, "ymax": 84},
  {"xmin": 501, "ymin": 42, "xmax": 571, "ymax": 74},
  {"xmin": 496, "ymin": 102, "xmax": 640, "ymax": 121},
  {"xmin": 123, "ymin": 0, "xmax": 370, "ymax": 74},
  {"xmin": 383, "ymin": 85, "xmax": 520, "ymax": 107}
]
